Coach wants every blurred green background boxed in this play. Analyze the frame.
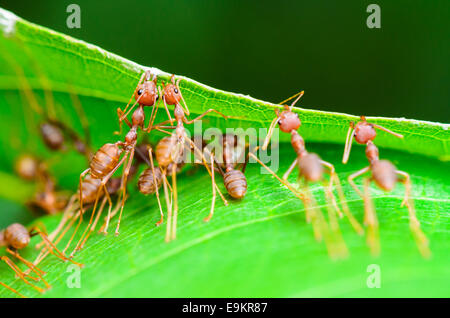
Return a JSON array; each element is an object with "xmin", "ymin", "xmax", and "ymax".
[{"xmin": 2, "ymin": 0, "xmax": 449, "ymax": 122}]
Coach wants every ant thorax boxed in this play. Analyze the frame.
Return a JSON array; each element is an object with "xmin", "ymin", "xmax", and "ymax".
[
  {"xmin": 174, "ymin": 104, "xmax": 185, "ymax": 121},
  {"xmin": 131, "ymin": 106, "xmax": 145, "ymax": 127},
  {"xmin": 291, "ymin": 130, "xmax": 306, "ymax": 156},
  {"xmin": 366, "ymin": 141, "xmax": 379, "ymax": 164}
]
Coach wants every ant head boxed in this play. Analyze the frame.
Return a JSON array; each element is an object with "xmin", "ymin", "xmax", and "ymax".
[
  {"xmin": 135, "ymin": 80, "xmax": 158, "ymax": 106},
  {"xmin": 163, "ymin": 82, "xmax": 182, "ymax": 106},
  {"xmin": 278, "ymin": 110, "xmax": 301, "ymax": 133},
  {"xmin": 372, "ymin": 160, "xmax": 397, "ymax": 191},
  {"xmin": 354, "ymin": 121, "xmax": 376, "ymax": 144},
  {"xmin": 5, "ymin": 223, "xmax": 30, "ymax": 249}
]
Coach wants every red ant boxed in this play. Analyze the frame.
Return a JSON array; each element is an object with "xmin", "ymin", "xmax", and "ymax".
[
  {"xmin": 151, "ymin": 75, "xmax": 229, "ymax": 241},
  {"xmin": 251, "ymin": 92, "xmax": 363, "ymax": 259},
  {"xmin": 15, "ymin": 155, "xmax": 69, "ymax": 216},
  {"xmin": 342, "ymin": 116, "xmax": 430, "ymax": 258},
  {"xmin": 0, "ymin": 223, "xmax": 82, "ymax": 296}
]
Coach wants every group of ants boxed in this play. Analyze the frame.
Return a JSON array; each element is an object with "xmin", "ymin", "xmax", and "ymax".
[{"xmin": 0, "ymin": 69, "xmax": 430, "ymax": 297}]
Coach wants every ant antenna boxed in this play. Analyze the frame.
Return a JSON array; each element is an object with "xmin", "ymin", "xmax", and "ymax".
[
  {"xmin": 278, "ymin": 90, "xmax": 304, "ymax": 106},
  {"xmin": 373, "ymin": 124, "xmax": 404, "ymax": 139},
  {"xmin": 289, "ymin": 90, "xmax": 304, "ymax": 111}
]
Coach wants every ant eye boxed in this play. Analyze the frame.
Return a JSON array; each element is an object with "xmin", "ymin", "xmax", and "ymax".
[
  {"xmin": 138, "ymin": 89, "xmax": 143, "ymax": 95},
  {"xmin": 156, "ymin": 95, "xmax": 159, "ymax": 100},
  {"xmin": 278, "ymin": 120, "xmax": 283, "ymax": 125},
  {"xmin": 174, "ymin": 88, "xmax": 178, "ymax": 94}
]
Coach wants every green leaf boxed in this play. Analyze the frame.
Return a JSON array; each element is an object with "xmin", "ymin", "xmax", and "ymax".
[{"xmin": 0, "ymin": 8, "xmax": 449, "ymax": 298}]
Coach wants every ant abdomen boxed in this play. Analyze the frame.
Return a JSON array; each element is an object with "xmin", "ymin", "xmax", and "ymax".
[
  {"xmin": 371, "ymin": 159, "xmax": 397, "ymax": 191},
  {"xmin": 40, "ymin": 122, "xmax": 65, "ymax": 150},
  {"xmin": 79, "ymin": 175, "xmax": 103, "ymax": 204},
  {"xmin": 90, "ymin": 143, "xmax": 122, "ymax": 179},
  {"xmin": 156, "ymin": 135, "xmax": 184, "ymax": 168},
  {"xmin": 298, "ymin": 153, "xmax": 324, "ymax": 182},
  {"xmin": 3, "ymin": 223, "xmax": 30, "ymax": 250},
  {"xmin": 223, "ymin": 169, "xmax": 247, "ymax": 199},
  {"xmin": 15, "ymin": 154, "xmax": 40, "ymax": 181},
  {"xmin": 138, "ymin": 167, "xmax": 163, "ymax": 195}
]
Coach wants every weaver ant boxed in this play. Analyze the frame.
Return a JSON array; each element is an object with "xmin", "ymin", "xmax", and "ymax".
[
  {"xmin": 15, "ymin": 155, "xmax": 69, "ymax": 216},
  {"xmin": 213, "ymin": 133, "xmax": 248, "ymax": 201},
  {"xmin": 0, "ymin": 223, "xmax": 81, "ymax": 296},
  {"xmin": 251, "ymin": 92, "xmax": 363, "ymax": 259},
  {"xmin": 151, "ymin": 75, "xmax": 229, "ymax": 240},
  {"xmin": 342, "ymin": 116, "xmax": 430, "ymax": 258}
]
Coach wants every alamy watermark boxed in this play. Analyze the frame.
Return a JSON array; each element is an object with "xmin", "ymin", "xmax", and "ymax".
[
  {"xmin": 66, "ymin": 4, "xmax": 81, "ymax": 29},
  {"xmin": 366, "ymin": 264, "xmax": 381, "ymax": 288},
  {"xmin": 366, "ymin": 4, "xmax": 381, "ymax": 29}
]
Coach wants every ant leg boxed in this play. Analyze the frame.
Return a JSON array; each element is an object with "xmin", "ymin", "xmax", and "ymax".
[
  {"xmin": 396, "ymin": 170, "xmax": 431, "ymax": 258},
  {"xmin": 163, "ymin": 170, "xmax": 173, "ymax": 242},
  {"xmin": 33, "ymin": 229, "xmax": 83, "ymax": 267},
  {"xmin": 302, "ymin": 183, "xmax": 325, "ymax": 243},
  {"xmin": 249, "ymin": 152, "xmax": 306, "ymax": 203},
  {"xmin": 204, "ymin": 152, "xmax": 216, "ymax": 222},
  {"xmin": 261, "ymin": 116, "xmax": 279, "ymax": 151},
  {"xmin": 363, "ymin": 178, "xmax": 380, "ymax": 257},
  {"xmin": 331, "ymin": 172, "xmax": 364, "ymax": 235},
  {"xmin": 115, "ymin": 148, "xmax": 136, "ymax": 236},
  {"xmin": 0, "ymin": 256, "xmax": 45, "ymax": 293},
  {"xmin": 62, "ymin": 169, "xmax": 89, "ymax": 253},
  {"xmin": 78, "ymin": 196, "xmax": 109, "ymax": 251},
  {"xmin": 347, "ymin": 166, "xmax": 370, "ymax": 198},
  {"xmin": 342, "ymin": 123, "xmax": 355, "ymax": 164},
  {"xmin": 319, "ymin": 160, "xmax": 343, "ymax": 217},
  {"xmin": 170, "ymin": 164, "xmax": 178, "ymax": 240},
  {"xmin": 144, "ymin": 103, "xmax": 159, "ymax": 132},
  {"xmin": 115, "ymin": 108, "xmax": 133, "ymax": 135},
  {"xmin": 149, "ymin": 148, "xmax": 164, "ymax": 226},
  {"xmin": 6, "ymin": 249, "xmax": 50, "ymax": 290},
  {"xmin": 159, "ymin": 87, "xmax": 174, "ymax": 124},
  {"xmin": 0, "ymin": 281, "xmax": 26, "ymax": 298},
  {"xmin": 71, "ymin": 182, "xmax": 106, "ymax": 254},
  {"xmin": 184, "ymin": 136, "xmax": 228, "ymax": 206},
  {"xmin": 282, "ymin": 158, "xmax": 298, "ymax": 181},
  {"xmin": 97, "ymin": 153, "xmax": 129, "ymax": 235},
  {"xmin": 36, "ymin": 194, "xmax": 77, "ymax": 249},
  {"xmin": 176, "ymin": 78, "xmax": 190, "ymax": 116},
  {"xmin": 120, "ymin": 72, "xmax": 146, "ymax": 116},
  {"xmin": 372, "ymin": 123, "xmax": 404, "ymax": 139},
  {"xmin": 120, "ymin": 95, "xmax": 142, "ymax": 123},
  {"xmin": 183, "ymin": 109, "xmax": 228, "ymax": 125}
]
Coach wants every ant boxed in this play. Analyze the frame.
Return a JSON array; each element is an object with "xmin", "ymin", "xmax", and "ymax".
[
  {"xmin": 15, "ymin": 155, "xmax": 69, "ymax": 216},
  {"xmin": 342, "ymin": 116, "xmax": 430, "ymax": 258},
  {"xmin": 69, "ymin": 71, "xmax": 172, "ymax": 257},
  {"xmin": 151, "ymin": 75, "xmax": 229, "ymax": 241},
  {"xmin": 251, "ymin": 92, "xmax": 363, "ymax": 259},
  {"xmin": 2, "ymin": 46, "xmax": 92, "ymax": 160},
  {"xmin": 0, "ymin": 223, "xmax": 81, "ymax": 295},
  {"xmin": 212, "ymin": 134, "xmax": 248, "ymax": 201},
  {"xmin": 30, "ymin": 175, "xmax": 122, "ymax": 269}
]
